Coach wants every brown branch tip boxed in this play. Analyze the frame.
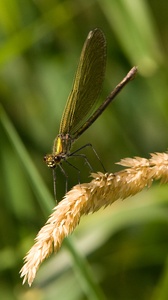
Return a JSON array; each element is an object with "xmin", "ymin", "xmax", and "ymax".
[{"xmin": 20, "ymin": 151, "xmax": 168, "ymax": 286}]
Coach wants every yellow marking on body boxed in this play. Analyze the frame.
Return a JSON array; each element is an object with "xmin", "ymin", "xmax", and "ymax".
[{"xmin": 55, "ymin": 136, "xmax": 63, "ymax": 155}]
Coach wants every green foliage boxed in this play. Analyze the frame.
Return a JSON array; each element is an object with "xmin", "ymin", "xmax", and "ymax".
[{"xmin": 0, "ymin": 0, "xmax": 168, "ymax": 299}]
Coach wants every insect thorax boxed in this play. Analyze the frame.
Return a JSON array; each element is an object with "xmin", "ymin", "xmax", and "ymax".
[{"xmin": 53, "ymin": 133, "xmax": 72, "ymax": 156}]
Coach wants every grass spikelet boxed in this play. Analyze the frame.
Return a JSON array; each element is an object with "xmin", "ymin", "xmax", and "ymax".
[{"xmin": 20, "ymin": 151, "xmax": 168, "ymax": 286}]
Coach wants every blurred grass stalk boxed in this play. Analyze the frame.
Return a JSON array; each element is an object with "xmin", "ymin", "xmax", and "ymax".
[
  {"xmin": 0, "ymin": 104, "xmax": 53, "ymax": 211},
  {"xmin": 0, "ymin": 0, "xmax": 94, "ymax": 66},
  {"xmin": 98, "ymin": 0, "xmax": 164, "ymax": 75}
]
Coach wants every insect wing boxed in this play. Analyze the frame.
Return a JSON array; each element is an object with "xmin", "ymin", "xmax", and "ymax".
[{"xmin": 59, "ymin": 28, "xmax": 106, "ymax": 136}]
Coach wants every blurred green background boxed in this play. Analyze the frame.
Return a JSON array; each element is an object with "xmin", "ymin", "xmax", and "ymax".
[{"xmin": 1, "ymin": 0, "xmax": 168, "ymax": 299}]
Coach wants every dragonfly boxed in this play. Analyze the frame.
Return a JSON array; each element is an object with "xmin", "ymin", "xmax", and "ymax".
[{"xmin": 44, "ymin": 28, "xmax": 137, "ymax": 200}]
